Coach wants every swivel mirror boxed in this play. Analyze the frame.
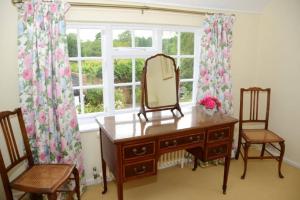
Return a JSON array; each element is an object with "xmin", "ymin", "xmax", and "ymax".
[{"xmin": 138, "ymin": 54, "xmax": 184, "ymax": 121}]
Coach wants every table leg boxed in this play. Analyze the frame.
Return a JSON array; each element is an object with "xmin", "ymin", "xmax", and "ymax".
[
  {"xmin": 101, "ymin": 158, "xmax": 107, "ymax": 194},
  {"xmin": 117, "ymin": 181, "xmax": 123, "ymax": 200},
  {"xmin": 222, "ymin": 156, "xmax": 231, "ymax": 194}
]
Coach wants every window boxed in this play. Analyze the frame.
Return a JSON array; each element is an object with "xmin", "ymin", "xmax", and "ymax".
[{"xmin": 67, "ymin": 24, "xmax": 200, "ymax": 117}]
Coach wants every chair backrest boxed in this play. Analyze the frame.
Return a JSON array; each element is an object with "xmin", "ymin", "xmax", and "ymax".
[
  {"xmin": 239, "ymin": 87, "xmax": 271, "ymax": 132},
  {"xmin": 0, "ymin": 108, "xmax": 34, "ymax": 200}
]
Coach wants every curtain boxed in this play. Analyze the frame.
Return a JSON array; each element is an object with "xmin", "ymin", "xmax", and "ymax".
[
  {"xmin": 197, "ymin": 14, "xmax": 235, "ymax": 114},
  {"xmin": 17, "ymin": 0, "xmax": 84, "ymax": 180}
]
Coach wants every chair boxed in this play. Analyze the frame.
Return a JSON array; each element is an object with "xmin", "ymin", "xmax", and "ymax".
[
  {"xmin": 0, "ymin": 108, "xmax": 80, "ymax": 200},
  {"xmin": 235, "ymin": 87, "xmax": 285, "ymax": 179}
]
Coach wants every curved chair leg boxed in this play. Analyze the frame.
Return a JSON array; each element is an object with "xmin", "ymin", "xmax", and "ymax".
[
  {"xmin": 235, "ymin": 133, "xmax": 242, "ymax": 160},
  {"xmin": 260, "ymin": 143, "xmax": 266, "ymax": 158},
  {"xmin": 278, "ymin": 141, "xmax": 285, "ymax": 178},
  {"xmin": 73, "ymin": 167, "xmax": 81, "ymax": 200},
  {"xmin": 241, "ymin": 143, "xmax": 250, "ymax": 179}
]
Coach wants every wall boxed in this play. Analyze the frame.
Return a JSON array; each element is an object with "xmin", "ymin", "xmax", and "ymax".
[
  {"xmin": 0, "ymin": 0, "xmax": 261, "ymax": 198},
  {"xmin": 256, "ymin": 0, "xmax": 300, "ymax": 166}
]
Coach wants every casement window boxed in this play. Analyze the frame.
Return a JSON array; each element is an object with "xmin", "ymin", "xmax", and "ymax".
[{"xmin": 66, "ymin": 24, "xmax": 201, "ymax": 118}]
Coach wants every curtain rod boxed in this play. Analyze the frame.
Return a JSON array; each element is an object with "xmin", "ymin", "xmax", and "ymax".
[{"xmin": 12, "ymin": 1, "xmax": 235, "ymax": 16}]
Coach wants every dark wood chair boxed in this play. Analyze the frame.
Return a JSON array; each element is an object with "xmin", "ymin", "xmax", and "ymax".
[
  {"xmin": 0, "ymin": 108, "xmax": 80, "ymax": 200},
  {"xmin": 235, "ymin": 87, "xmax": 285, "ymax": 179}
]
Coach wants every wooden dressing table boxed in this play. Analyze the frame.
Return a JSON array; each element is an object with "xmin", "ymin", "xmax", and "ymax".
[{"xmin": 96, "ymin": 106, "xmax": 238, "ymax": 200}]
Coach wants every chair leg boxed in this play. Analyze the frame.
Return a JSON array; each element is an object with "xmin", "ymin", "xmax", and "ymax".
[
  {"xmin": 241, "ymin": 143, "xmax": 250, "ymax": 179},
  {"xmin": 260, "ymin": 143, "xmax": 266, "ymax": 158},
  {"xmin": 235, "ymin": 133, "xmax": 242, "ymax": 160},
  {"xmin": 278, "ymin": 141, "xmax": 285, "ymax": 178},
  {"xmin": 73, "ymin": 167, "xmax": 81, "ymax": 200},
  {"xmin": 192, "ymin": 156, "xmax": 198, "ymax": 171},
  {"xmin": 47, "ymin": 193, "xmax": 57, "ymax": 200}
]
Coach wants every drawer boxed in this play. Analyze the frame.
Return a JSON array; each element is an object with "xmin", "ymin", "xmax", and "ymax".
[
  {"xmin": 207, "ymin": 127, "xmax": 230, "ymax": 143},
  {"xmin": 159, "ymin": 133, "xmax": 204, "ymax": 150},
  {"xmin": 207, "ymin": 143, "xmax": 229, "ymax": 160},
  {"xmin": 124, "ymin": 159, "xmax": 156, "ymax": 180},
  {"xmin": 123, "ymin": 141, "xmax": 155, "ymax": 160}
]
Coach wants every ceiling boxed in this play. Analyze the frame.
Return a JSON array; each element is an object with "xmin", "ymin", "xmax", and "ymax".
[{"xmin": 116, "ymin": 0, "xmax": 271, "ymax": 13}]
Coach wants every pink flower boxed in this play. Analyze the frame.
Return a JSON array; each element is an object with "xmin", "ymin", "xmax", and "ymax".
[
  {"xmin": 39, "ymin": 112, "xmax": 46, "ymax": 124},
  {"xmin": 26, "ymin": 3, "xmax": 34, "ymax": 16},
  {"xmin": 223, "ymin": 47, "xmax": 230, "ymax": 59},
  {"xmin": 50, "ymin": 3, "xmax": 57, "ymax": 13},
  {"xmin": 56, "ymin": 105, "xmax": 65, "ymax": 117},
  {"xmin": 70, "ymin": 118, "xmax": 77, "ymax": 128},
  {"xmin": 204, "ymin": 27, "xmax": 211, "ymax": 34},
  {"xmin": 55, "ymin": 83, "xmax": 61, "ymax": 97},
  {"xmin": 24, "ymin": 54, "xmax": 32, "ymax": 68},
  {"xmin": 39, "ymin": 152, "xmax": 47, "ymax": 161},
  {"xmin": 55, "ymin": 48, "xmax": 64, "ymax": 61},
  {"xmin": 26, "ymin": 124, "xmax": 35, "ymax": 136},
  {"xmin": 61, "ymin": 138, "xmax": 67, "ymax": 151},
  {"xmin": 22, "ymin": 68, "xmax": 33, "ymax": 81},
  {"xmin": 50, "ymin": 139, "xmax": 56, "ymax": 152},
  {"xmin": 64, "ymin": 67, "xmax": 71, "ymax": 77},
  {"xmin": 47, "ymin": 86, "xmax": 52, "ymax": 97},
  {"xmin": 207, "ymin": 49, "xmax": 214, "ymax": 59},
  {"xmin": 199, "ymin": 96, "xmax": 222, "ymax": 110},
  {"xmin": 218, "ymin": 68, "xmax": 225, "ymax": 77},
  {"xmin": 200, "ymin": 68, "xmax": 208, "ymax": 77}
]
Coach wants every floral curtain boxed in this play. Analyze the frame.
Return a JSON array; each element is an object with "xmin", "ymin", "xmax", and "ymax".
[
  {"xmin": 17, "ymin": 0, "xmax": 84, "ymax": 180},
  {"xmin": 197, "ymin": 14, "xmax": 235, "ymax": 114}
]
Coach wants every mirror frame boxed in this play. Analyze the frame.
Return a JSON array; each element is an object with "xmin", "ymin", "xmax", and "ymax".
[{"xmin": 138, "ymin": 53, "xmax": 184, "ymax": 121}]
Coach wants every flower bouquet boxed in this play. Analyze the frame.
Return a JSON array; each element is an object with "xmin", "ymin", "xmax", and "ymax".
[{"xmin": 199, "ymin": 96, "xmax": 221, "ymax": 115}]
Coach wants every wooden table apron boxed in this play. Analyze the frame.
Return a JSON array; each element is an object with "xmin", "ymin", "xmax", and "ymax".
[{"xmin": 97, "ymin": 107, "xmax": 238, "ymax": 200}]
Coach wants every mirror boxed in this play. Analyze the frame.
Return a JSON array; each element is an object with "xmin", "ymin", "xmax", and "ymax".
[{"xmin": 138, "ymin": 54, "xmax": 184, "ymax": 121}]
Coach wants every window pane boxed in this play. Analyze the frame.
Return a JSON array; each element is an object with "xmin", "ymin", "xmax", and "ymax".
[
  {"xmin": 114, "ymin": 59, "xmax": 132, "ymax": 83},
  {"xmin": 180, "ymin": 58, "xmax": 194, "ymax": 79},
  {"xmin": 179, "ymin": 82, "xmax": 193, "ymax": 102},
  {"xmin": 82, "ymin": 60, "xmax": 102, "ymax": 85},
  {"xmin": 115, "ymin": 86, "xmax": 132, "ymax": 110},
  {"xmin": 134, "ymin": 30, "xmax": 152, "ymax": 47},
  {"xmin": 80, "ymin": 29, "xmax": 101, "ymax": 57},
  {"xmin": 67, "ymin": 29, "xmax": 78, "ymax": 57},
  {"xmin": 162, "ymin": 31, "xmax": 177, "ymax": 55},
  {"xmin": 113, "ymin": 30, "xmax": 132, "ymax": 47},
  {"xmin": 135, "ymin": 58, "xmax": 145, "ymax": 82},
  {"xmin": 180, "ymin": 32, "xmax": 194, "ymax": 55},
  {"xmin": 135, "ymin": 86, "xmax": 141, "ymax": 107},
  {"xmin": 70, "ymin": 61, "xmax": 79, "ymax": 87},
  {"xmin": 73, "ymin": 89, "xmax": 81, "ymax": 114},
  {"xmin": 83, "ymin": 88, "xmax": 104, "ymax": 113}
]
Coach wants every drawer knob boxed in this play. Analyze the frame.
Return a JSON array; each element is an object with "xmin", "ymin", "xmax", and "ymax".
[
  {"xmin": 216, "ymin": 132, "xmax": 225, "ymax": 139},
  {"xmin": 189, "ymin": 135, "xmax": 201, "ymax": 143},
  {"xmin": 132, "ymin": 147, "xmax": 147, "ymax": 156},
  {"xmin": 165, "ymin": 140, "xmax": 177, "ymax": 147},
  {"xmin": 134, "ymin": 165, "xmax": 146, "ymax": 175}
]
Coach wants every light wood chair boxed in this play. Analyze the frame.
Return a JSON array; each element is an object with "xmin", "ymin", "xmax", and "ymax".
[
  {"xmin": 235, "ymin": 87, "xmax": 285, "ymax": 179},
  {"xmin": 0, "ymin": 108, "xmax": 80, "ymax": 200}
]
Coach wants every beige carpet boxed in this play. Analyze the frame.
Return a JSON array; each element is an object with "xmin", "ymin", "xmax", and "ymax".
[{"xmin": 82, "ymin": 158, "xmax": 300, "ymax": 200}]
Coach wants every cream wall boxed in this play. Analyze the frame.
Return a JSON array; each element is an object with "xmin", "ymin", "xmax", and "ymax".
[{"xmin": 256, "ymin": 0, "xmax": 300, "ymax": 165}]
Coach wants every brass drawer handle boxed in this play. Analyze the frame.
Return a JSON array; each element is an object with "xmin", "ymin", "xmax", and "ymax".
[
  {"xmin": 165, "ymin": 140, "xmax": 177, "ymax": 147},
  {"xmin": 134, "ymin": 165, "xmax": 146, "ymax": 175},
  {"xmin": 132, "ymin": 147, "xmax": 147, "ymax": 156},
  {"xmin": 189, "ymin": 135, "xmax": 201, "ymax": 143}
]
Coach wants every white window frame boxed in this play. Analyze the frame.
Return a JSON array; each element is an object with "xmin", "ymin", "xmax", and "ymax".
[{"xmin": 66, "ymin": 23, "xmax": 201, "ymax": 121}]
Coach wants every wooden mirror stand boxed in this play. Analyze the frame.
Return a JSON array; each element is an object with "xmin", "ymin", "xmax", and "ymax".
[{"xmin": 138, "ymin": 54, "xmax": 184, "ymax": 121}]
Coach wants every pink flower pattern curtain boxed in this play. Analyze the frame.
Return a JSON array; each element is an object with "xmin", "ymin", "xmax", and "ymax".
[
  {"xmin": 197, "ymin": 14, "xmax": 235, "ymax": 114},
  {"xmin": 17, "ymin": 0, "xmax": 84, "ymax": 180}
]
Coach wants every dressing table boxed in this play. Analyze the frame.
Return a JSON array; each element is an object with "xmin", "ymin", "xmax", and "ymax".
[{"xmin": 96, "ymin": 107, "xmax": 238, "ymax": 200}]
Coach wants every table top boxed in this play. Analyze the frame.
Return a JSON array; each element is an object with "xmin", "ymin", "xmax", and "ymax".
[{"xmin": 96, "ymin": 106, "xmax": 238, "ymax": 143}]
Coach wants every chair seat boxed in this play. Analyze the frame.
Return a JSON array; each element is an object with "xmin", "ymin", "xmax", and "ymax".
[
  {"xmin": 242, "ymin": 129, "xmax": 284, "ymax": 144},
  {"xmin": 10, "ymin": 164, "xmax": 75, "ymax": 194}
]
